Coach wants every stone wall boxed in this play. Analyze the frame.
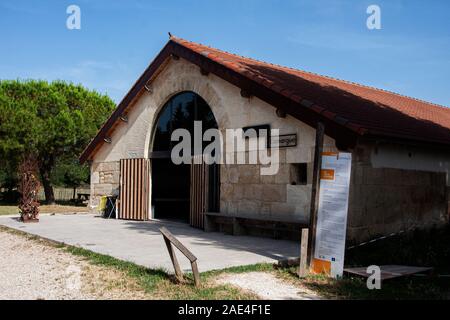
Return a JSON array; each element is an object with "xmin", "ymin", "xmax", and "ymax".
[
  {"xmin": 370, "ymin": 141, "xmax": 450, "ymax": 185},
  {"xmin": 89, "ymin": 161, "xmax": 120, "ymax": 210},
  {"xmin": 347, "ymin": 144, "xmax": 448, "ymax": 243},
  {"xmin": 219, "ymin": 149, "xmax": 313, "ymax": 222}
]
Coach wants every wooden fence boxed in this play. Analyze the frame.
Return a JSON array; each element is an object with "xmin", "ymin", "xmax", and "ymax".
[{"xmin": 37, "ymin": 188, "xmax": 90, "ymax": 202}]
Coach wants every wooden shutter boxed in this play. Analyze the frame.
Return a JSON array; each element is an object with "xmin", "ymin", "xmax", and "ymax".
[
  {"xmin": 119, "ymin": 158, "xmax": 150, "ymax": 221},
  {"xmin": 190, "ymin": 155, "xmax": 208, "ymax": 229}
]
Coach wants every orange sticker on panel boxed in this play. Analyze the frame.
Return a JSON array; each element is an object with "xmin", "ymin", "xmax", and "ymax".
[
  {"xmin": 311, "ymin": 258, "xmax": 331, "ymax": 275},
  {"xmin": 320, "ymin": 169, "xmax": 335, "ymax": 180},
  {"xmin": 322, "ymin": 152, "xmax": 338, "ymax": 157}
]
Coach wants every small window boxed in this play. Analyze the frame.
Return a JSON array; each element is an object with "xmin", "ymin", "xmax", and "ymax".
[{"xmin": 290, "ymin": 163, "xmax": 308, "ymax": 185}]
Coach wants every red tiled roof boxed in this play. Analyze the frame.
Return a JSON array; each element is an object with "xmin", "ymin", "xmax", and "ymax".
[
  {"xmin": 80, "ymin": 37, "xmax": 450, "ymax": 163},
  {"xmin": 171, "ymin": 37, "xmax": 450, "ymax": 145}
]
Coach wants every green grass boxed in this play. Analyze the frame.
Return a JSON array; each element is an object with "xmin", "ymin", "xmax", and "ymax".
[
  {"xmin": 64, "ymin": 245, "xmax": 168, "ymax": 291},
  {"xmin": 0, "ymin": 205, "xmax": 19, "ymax": 215},
  {"xmin": 65, "ymin": 244, "xmax": 270, "ymax": 299},
  {"xmin": 0, "ymin": 204, "xmax": 88, "ymax": 216}
]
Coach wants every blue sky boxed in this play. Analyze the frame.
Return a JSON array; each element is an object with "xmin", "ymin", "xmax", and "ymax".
[{"xmin": 0, "ymin": 0, "xmax": 449, "ymax": 106}]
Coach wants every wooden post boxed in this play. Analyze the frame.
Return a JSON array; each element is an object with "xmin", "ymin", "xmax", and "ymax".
[
  {"xmin": 191, "ymin": 261, "xmax": 201, "ymax": 287},
  {"xmin": 163, "ymin": 236, "xmax": 183, "ymax": 282},
  {"xmin": 298, "ymin": 228, "xmax": 309, "ymax": 277},
  {"xmin": 307, "ymin": 122, "xmax": 325, "ymax": 270}
]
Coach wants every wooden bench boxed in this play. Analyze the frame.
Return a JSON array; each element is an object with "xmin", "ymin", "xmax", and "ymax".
[{"xmin": 204, "ymin": 212, "xmax": 308, "ymax": 240}]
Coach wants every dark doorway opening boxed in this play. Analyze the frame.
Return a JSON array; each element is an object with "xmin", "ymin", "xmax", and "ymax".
[
  {"xmin": 150, "ymin": 91, "xmax": 219, "ymax": 223},
  {"xmin": 152, "ymin": 159, "xmax": 190, "ymax": 222}
]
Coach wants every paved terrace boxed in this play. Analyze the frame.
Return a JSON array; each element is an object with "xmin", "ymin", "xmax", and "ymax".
[{"xmin": 0, "ymin": 214, "xmax": 299, "ymax": 272}]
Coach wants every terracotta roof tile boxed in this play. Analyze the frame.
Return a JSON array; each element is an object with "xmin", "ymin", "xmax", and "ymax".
[{"xmin": 172, "ymin": 37, "xmax": 450, "ymax": 145}]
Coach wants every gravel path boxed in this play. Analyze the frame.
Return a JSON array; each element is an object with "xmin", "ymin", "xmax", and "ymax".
[
  {"xmin": 216, "ymin": 272, "xmax": 322, "ymax": 300},
  {"xmin": 0, "ymin": 230, "xmax": 150, "ymax": 300}
]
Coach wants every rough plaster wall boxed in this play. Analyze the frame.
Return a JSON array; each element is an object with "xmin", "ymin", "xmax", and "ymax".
[
  {"xmin": 89, "ymin": 57, "xmax": 337, "ymax": 217},
  {"xmin": 347, "ymin": 144, "xmax": 448, "ymax": 243},
  {"xmin": 370, "ymin": 142, "xmax": 450, "ymax": 185}
]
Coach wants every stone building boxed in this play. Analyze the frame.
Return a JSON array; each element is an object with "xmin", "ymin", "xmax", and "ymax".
[{"xmin": 80, "ymin": 36, "xmax": 450, "ymax": 243}]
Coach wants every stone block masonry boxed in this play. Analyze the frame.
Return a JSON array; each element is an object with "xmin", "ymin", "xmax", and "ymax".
[
  {"xmin": 219, "ymin": 156, "xmax": 312, "ymax": 222},
  {"xmin": 89, "ymin": 161, "xmax": 120, "ymax": 210}
]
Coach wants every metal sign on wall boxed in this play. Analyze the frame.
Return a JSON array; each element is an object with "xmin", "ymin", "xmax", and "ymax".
[
  {"xmin": 312, "ymin": 152, "xmax": 352, "ymax": 278},
  {"xmin": 271, "ymin": 133, "xmax": 297, "ymax": 148},
  {"xmin": 127, "ymin": 150, "xmax": 143, "ymax": 158}
]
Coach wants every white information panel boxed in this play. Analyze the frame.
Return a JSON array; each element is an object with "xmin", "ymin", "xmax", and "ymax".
[{"xmin": 314, "ymin": 152, "xmax": 352, "ymax": 278}]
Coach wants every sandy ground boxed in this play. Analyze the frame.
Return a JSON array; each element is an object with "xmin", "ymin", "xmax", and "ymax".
[
  {"xmin": 216, "ymin": 272, "xmax": 322, "ymax": 300},
  {"xmin": 0, "ymin": 230, "xmax": 150, "ymax": 300}
]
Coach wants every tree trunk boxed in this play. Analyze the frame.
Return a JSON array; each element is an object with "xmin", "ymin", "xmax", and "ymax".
[
  {"xmin": 72, "ymin": 186, "xmax": 77, "ymax": 202},
  {"xmin": 40, "ymin": 168, "xmax": 55, "ymax": 205}
]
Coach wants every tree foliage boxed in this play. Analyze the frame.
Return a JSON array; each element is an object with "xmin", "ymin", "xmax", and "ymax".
[
  {"xmin": 51, "ymin": 159, "xmax": 90, "ymax": 190},
  {"xmin": 0, "ymin": 80, "xmax": 115, "ymax": 203}
]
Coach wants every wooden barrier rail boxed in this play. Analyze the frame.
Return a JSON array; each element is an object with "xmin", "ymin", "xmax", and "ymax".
[{"xmin": 159, "ymin": 227, "xmax": 201, "ymax": 287}]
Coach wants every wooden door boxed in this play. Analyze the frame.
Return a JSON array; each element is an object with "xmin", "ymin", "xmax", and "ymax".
[
  {"xmin": 190, "ymin": 156, "xmax": 208, "ymax": 229},
  {"xmin": 119, "ymin": 158, "xmax": 150, "ymax": 220},
  {"xmin": 189, "ymin": 156, "xmax": 221, "ymax": 229}
]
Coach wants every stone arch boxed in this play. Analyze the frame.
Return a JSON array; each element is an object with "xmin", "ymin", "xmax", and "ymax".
[
  {"xmin": 148, "ymin": 90, "xmax": 220, "ymax": 221},
  {"xmin": 143, "ymin": 67, "xmax": 230, "ymax": 157}
]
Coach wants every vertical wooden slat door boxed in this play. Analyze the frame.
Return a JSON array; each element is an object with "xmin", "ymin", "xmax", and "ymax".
[
  {"xmin": 119, "ymin": 158, "xmax": 150, "ymax": 221},
  {"xmin": 190, "ymin": 155, "xmax": 208, "ymax": 229}
]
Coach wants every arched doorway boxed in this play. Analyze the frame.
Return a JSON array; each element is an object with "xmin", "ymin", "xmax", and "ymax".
[{"xmin": 150, "ymin": 91, "xmax": 219, "ymax": 223}]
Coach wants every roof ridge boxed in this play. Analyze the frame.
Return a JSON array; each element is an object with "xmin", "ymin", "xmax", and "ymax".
[{"xmin": 171, "ymin": 36, "xmax": 449, "ymax": 111}]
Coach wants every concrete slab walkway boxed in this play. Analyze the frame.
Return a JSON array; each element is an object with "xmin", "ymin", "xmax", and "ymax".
[{"xmin": 0, "ymin": 214, "xmax": 299, "ymax": 272}]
